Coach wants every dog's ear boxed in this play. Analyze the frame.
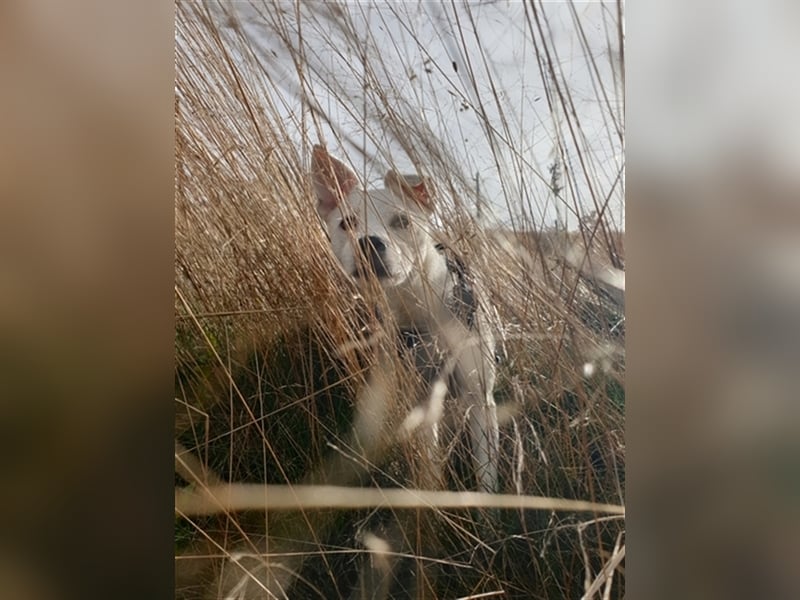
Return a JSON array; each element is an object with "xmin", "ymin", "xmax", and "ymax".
[
  {"xmin": 384, "ymin": 170, "xmax": 434, "ymax": 212},
  {"xmin": 311, "ymin": 145, "xmax": 359, "ymax": 217}
]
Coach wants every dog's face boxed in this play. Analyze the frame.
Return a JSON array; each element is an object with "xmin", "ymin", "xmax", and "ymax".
[{"xmin": 312, "ymin": 145, "xmax": 440, "ymax": 289}]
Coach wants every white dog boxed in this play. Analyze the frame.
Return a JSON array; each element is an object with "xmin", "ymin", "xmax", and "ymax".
[
  {"xmin": 311, "ymin": 144, "xmax": 500, "ymax": 493},
  {"xmin": 181, "ymin": 147, "xmax": 502, "ymax": 600}
]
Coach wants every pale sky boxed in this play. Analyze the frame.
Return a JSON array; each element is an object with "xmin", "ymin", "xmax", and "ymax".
[{"xmin": 217, "ymin": 1, "xmax": 624, "ymax": 231}]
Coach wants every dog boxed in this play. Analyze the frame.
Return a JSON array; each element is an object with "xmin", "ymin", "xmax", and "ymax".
[
  {"xmin": 311, "ymin": 144, "xmax": 500, "ymax": 494},
  {"xmin": 178, "ymin": 147, "xmax": 503, "ymax": 600}
]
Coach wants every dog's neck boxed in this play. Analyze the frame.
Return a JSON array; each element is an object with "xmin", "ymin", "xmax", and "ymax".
[{"xmin": 382, "ymin": 241, "xmax": 467, "ymax": 334}]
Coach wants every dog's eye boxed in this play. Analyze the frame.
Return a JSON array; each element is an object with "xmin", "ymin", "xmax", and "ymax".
[
  {"xmin": 339, "ymin": 216, "xmax": 358, "ymax": 231},
  {"xmin": 390, "ymin": 214, "xmax": 410, "ymax": 229}
]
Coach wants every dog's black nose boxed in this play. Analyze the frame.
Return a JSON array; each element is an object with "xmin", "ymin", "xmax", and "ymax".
[{"xmin": 356, "ymin": 236, "xmax": 390, "ymax": 278}]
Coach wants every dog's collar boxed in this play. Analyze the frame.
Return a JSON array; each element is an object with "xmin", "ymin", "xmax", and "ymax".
[{"xmin": 434, "ymin": 242, "xmax": 478, "ymax": 330}]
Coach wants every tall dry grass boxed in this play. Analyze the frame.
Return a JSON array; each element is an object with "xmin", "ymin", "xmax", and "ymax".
[{"xmin": 175, "ymin": 2, "xmax": 624, "ymax": 598}]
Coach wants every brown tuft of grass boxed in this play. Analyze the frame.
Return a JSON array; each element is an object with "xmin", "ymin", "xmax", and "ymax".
[{"xmin": 176, "ymin": 2, "xmax": 624, "ymax": 598}]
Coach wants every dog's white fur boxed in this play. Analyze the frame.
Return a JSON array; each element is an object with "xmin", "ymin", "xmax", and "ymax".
[{"xmin": 312, "ymin": 144, "xmax": 500, "ymax": 493}]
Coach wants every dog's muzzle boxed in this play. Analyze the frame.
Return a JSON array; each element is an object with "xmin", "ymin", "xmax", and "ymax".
[{"xmin": 355, "ymin": 236, "xmax": 391, "ymax": 279}]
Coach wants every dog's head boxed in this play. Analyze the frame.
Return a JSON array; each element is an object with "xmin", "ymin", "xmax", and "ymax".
[{"xmin": 312, "ymin": 145, "xmax": 440, "ymax": 289}]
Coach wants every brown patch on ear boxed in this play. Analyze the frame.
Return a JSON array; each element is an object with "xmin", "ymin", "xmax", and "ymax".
[
  {"xmin": 384, "ymin": 170, "xmax": 434, "ymax": 212},
  {"xmin": 311, "ymin": 145, "xmax": 359, "ymax": 217}
]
